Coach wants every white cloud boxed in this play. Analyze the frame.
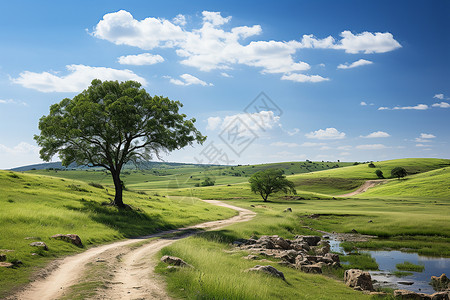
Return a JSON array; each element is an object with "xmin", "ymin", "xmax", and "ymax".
[
  {"xmin": 92, "ymin": 11, "xmax": 401, "ymax": 83},
  {"xmin": 220, "ymin": 72, "xmax": 232, "ymax": 78},
  {"xmin": 432, "ymin": 102, "xmax": 450, "ymax": 108},
  {"xmin": 281, "ymin": 73, "xmax": 329, "ymax": 83},
  {"xmin": 12, "ymin": 64, "xmax": 147, "ymax": 93},
  {"xmin": 419, "ymin": 133, "xmax": 436, "ymax": 139},
  {"xmin": 337, "ymin": 145, "xmax": 352, "ymax": 150},
  {"xmin": 416, "ymin": 144, "xmax": 427, "ymax": 147},
  {"xmin": 320, "ymin": 146, "xmax": 331, "ymax": 150},
  {"xmin": 301, "ymin": 142, "xmax": 326, "ymax": 147},
  {"xmin": 0, "ymin": 98, "xmax": 27, "ymax": 106},
  {"xmin": 270, "ymin": 142, "xmax": 300, "ymax": 148},
  {"xmin": 287, "ymin": 128, "xmax": 300, "ymax": 136},
  {"xmin": 206, "ymin": 116, "xmax": 222, "ymax": 130},
  {"xmin": 356, "ymin": 144, "xmax": 387, "ymax": 150},
  {"xmin": 305, "ymin": 128, "xmax": 346, "ymax": 140},
  {"xmin": 360, "ymin": 101, "xmax": 367, "ymax": 106},
  {"xmin": 361, "ymin": 131, "xmax": 390, "ymax": 138},
  {"xmin": 118, "ymin": 53, "xmax": 164, "ymax": 65},
  {"xmin": 299, "ymin": 31, "xmax": 401, "ymax": 54},
  {"xmin": 0, "ymin": 142, "xmax": 41, "ymax": 169},
  {"xmin": 393, "ymin": 104, "xmax": 428, "ymax": 110},
  {"xmin": 433, "ymin": 93, "xmax": 444, "ymax": 100},
  {"xmin": 172, "ymin": 14, "xmax": 186, "ymax": 26},
  {"xmin": 337, "ymin": 59, "xmax": 373, "ymax": 69},
  {"xmin": 378, "ymin": 106, "xmax": 389, "ymax": 110},
  {"xmin": 168, "ymin": 73, "xmax": 213, "ymax": 86},
  {"xmin": 339, "ymin": 152, "xmax": 351, "ymax": 156}
]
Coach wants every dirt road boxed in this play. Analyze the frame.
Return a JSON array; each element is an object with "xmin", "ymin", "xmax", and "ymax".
[
  {"xmin": 337, "ymin": 179, "xmax": 387, "ymax": 197},
  {"xmin": 9, "ymin": 200, "xmax": 255, "ymax": 300}
]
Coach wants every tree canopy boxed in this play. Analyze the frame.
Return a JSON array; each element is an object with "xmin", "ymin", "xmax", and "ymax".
[
  {"xmin": 35, "ymin": 79, "xmax": 205, "ymax": 207},
  {"xmin": 248, "ymin": 168, "xmax": 296, "ymax": 202},
  {"xmin": 391, "ymin": 167, "xmax": 407, "ymax": 179}
]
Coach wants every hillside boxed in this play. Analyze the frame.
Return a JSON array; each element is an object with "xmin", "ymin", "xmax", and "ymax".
[
  {"xmin": 0, "ymin": 170, "xmax": 235, "ymax": 298},
  {"xmin": 362, "ymin": 166, "xmax": 450, "ymax": 199},
  {"xmin": 287, "ymin": 158, "xmax": 450, "ymax": 195}
]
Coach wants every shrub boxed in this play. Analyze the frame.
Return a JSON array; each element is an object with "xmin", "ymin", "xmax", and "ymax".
[
  {"xmin": 201, "ymin": 177, "xmax": 215, "ymax": 186},
  {"xmin": 368, "ymin": 162, "xmax": 376, "ymax": 168},
  {"xmin": 375, "ymin": 170, "xmax": 384, "ymax": 179},
  {"xmin": 88, "ymin": 182, "xmax": 104, "ymax": 189},
  {"xmin": 391, "ymin": 167, "xmax": 407, "ymax": 179}
]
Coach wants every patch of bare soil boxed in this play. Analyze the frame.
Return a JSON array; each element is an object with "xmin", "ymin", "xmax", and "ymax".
[{"xmin": 337, "ymin": 180, "xmax": 387, "ymax": 197}]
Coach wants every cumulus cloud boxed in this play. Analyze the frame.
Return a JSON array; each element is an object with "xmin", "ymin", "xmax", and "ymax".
[
  {"xmin": 393, "ymin": 104, "xmax": 428, "ymax": 110},
  {"xmin": 92, "ymin": 11, "xmax": 401, "ymax": 83},
  {"xmin": 320, "ymin": 146, "xmax": 331, "ymax": 150},
  {"xmin": 12, "ymin": 64, "xmax": 147, "ymax": 92},
  {"xmin": 361, "ymin": 131, "xmax": 390, "ymax": 138},
  {"xmin": 360, "ymin": 101, "xmax": 367, "ymax": 106},
  {"xmin": 168, "ymin": 74, "xmax": 213, "ymax": 86},
  {"xmin": 356, "ymin": 144, "xmax": 387, "ymax": 150},
  {"xmin": 416, "ymin": 144, "xmax": 427, "ymax": 147},
  {"xmin": 432, "ymin": 102, "xmax": 450, "ymax": 108},
  {"xmin": 433, "ymin": 93, "xmax": 444, "ymax": 100},
  {"xmin": 0, "ymin": 98, "xmax": 27, "ymax": 105},
  {"xmin": 0, "ymin": 142, "xmax": 41, "ymax": 169},
  {"xmin": 118, "ymin": 53, "xmax": 164, "ymax": 65},
  {"xmin": 419, "ymin": 133, "xmax": 436, "ymax": 139},
  {"xmin": 378, "ymin": 106, "xmax": 389, "ymax": 110},
  {"xmin": 270, "ymin": 142, "xmax": 300, "ymax": 148},
  {"xmin": 299, "ymin": 31, "xmax": 401, "ymax": 54},
  {"xmin": 206, "ymin": 116, "xmax": 222, "ymax": 130},
  {"xmin": 220, "ymin": 72, "xmax": 232, "ymax": 78},
  {"xmin": 287, "ymin": 128, "xmax": 300, "ymax": 136},
  {"xmin": 207, "ymin": 111, "xmax": 281, "ymax": 138},
  {"xmin": 337, "ymin": 145, "xmax": 352, "ymax": 150},
  {"xmin": 305, "ymin": 128, "xmax": 346, "ymax": 140},
  {"xmin": 281, "ymin": 73, "xmax": 329, "ymax": 83},
  {"xmin": 337, "ymin": 59, "xmax": 373, "ymax": 69}
]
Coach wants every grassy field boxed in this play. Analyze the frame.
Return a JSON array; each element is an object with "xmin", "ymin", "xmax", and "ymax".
[{"xmin": 0, "ymin": 170, "xmax": 236, "ymax": 298}]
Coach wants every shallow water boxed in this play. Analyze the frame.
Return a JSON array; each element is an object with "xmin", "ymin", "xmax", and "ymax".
[{"xmin": 327, "ymin": 236, "xmax": 450, "ymax": 294}]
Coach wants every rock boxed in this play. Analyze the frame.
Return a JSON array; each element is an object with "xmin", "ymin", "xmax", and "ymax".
[
  {"xmin": 51, "ymin": 234, "xmax": 83, "ymax": 247},
  {"xmin": 0, "ymin": 254, "xmax": 6, "ymax": 262},
  {"xmin": 324, "ymin": 253, "xmax": 340, "ymax": 263},
  {"xmin": 291, "ymin": 242, "xmax": 310, "ymax": 251},
  {"xmin": 431, "ymin": 291, "xmax": 449, "ymax": 300},
  {"xmin": 398, "ymin": 281, "xmax": 415, "ymax": 285},
  {"xmin": 300, "ymin": 264, "xmax": 322, "ymax": 274},
  {"xmin": 394, "ymin": 289, "xmax": 432, "ymax": 299},
  {"xmin": 29, "ymin": 242, "xmax": 48, "ymax": 251},
  {"xmin": 274, "ymin": 237, "xmax": 290, "ymax": 250},
  {"xmin": 431, "ymin": 274, "xmax": 450, "ymax": 291},
  {"xmin": 279, "ymin": 250, "xmax": 298, "ymax": 263},
  {"xmin": 368, "ymin": 220, "xmax": 373, "ymax": 223},
  {"xmin": 430, "ymin": 291, "xmax": 449, "ymax": 300},
  {"xmin": 24, "ymin": 237, "xmax": 40, "ymax": 240},
  {"xmin": 351, "ymin": 229, "xmax": 358, "ymax": 234},
  {"xmin": 247, "ymin": 265, "xmax": 285, "ymax": 280},
  {"xmin": 369, "ymin": 292, "xmax": 387, "ymax": 296},
  {"xmin": 243, "ymin": 255, "xmax": 259, "ymax": 260},
  {"xmin": 0, "ymin": 262, "xmax": 13, "ymax": 268},
  {"xmin": 300, "ymin": 236, "xmax": 321, "ymax": 246},
  {"xmin": 284, "ymin": 208, "xmax": 292, "ymax": 212},
  {"xmin": 305, "ymin": 255, "xmax": 320, "ymax": 263},
  {"xmin": 344, "ymin": 269, "xmax": 374, "ymax": 291},
  {"xmin": 308, "ymin": 214, "xmax": 320, "ymax": 219},
  {"xmin": 160, "ymin": 255, "xmax": 193, "ymax": 268}
]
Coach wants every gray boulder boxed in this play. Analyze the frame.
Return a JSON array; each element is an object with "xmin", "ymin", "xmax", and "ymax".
[
  {"xmin": 29, "ymin": 241, "xmax": 48, "ymax": 251},
  {"xmin": 344, "ymin": 269, "xmax": 374, "ymax": 291},
  {"xmin": 247, "ymin": 265, "xmax": 285, "ymax": 280}
]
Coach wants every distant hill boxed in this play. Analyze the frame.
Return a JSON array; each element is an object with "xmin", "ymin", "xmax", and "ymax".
[{"xmin": 10, "ymin": 160, "xmax": 218, "ymax": 172}]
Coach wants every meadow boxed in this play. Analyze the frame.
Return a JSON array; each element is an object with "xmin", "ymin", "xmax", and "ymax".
[{"xmin": 1, "ymin": 157, "xmax": 449, "ymax": 299}]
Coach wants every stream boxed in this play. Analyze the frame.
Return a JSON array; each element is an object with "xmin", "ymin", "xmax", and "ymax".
[{"xmin": 328, "ymin": 236, "xmax": 450, "ymax": 294}]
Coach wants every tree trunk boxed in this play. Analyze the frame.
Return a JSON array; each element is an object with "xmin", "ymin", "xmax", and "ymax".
[{"xmin": 111, "ymin": 171, "xmax": 125, "ymax": 208}]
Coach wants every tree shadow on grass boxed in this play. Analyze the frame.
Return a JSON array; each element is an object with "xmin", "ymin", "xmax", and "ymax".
[{"xmin": 64, "ymin": 199, "xmax": 178, "ymax": 238}]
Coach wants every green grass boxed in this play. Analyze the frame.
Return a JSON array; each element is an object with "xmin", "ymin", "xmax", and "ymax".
[
  {"xmin": 0, "ymin": 170, "xmax": 236, "ymax": 298},
  {"xmin": 340, "ymin": 253, "xmax": 379, "ymax": 270},
  {"xmin": 363, "ymin": 167, "xmax": 450, "ymax": 199},
  {"xmin": 396, "ymin": 261, "xmax": 425, "ymax": 272}
]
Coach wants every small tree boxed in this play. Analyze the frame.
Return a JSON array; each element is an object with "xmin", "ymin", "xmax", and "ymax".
[
  {"xmin": 368, "ymin": 162, "xmax": 376, "ymax": 168},
  {"xmin": 248, "ymin": 169, "xmax": 296, "ymax": 202},
  {"xmin": 35, "ymin": 79, "xmax": 205, "ymax": 207},
  {"xmin": 391, "ymin": 167, "xmax": 407, "ymax": 179},
  {"xmin": 201, "ymin": 177, "xmax": 215, "ymax": 187},
  {"xmin": 375, "ymin": 169, "xmax": 384, "ymax": 179}
]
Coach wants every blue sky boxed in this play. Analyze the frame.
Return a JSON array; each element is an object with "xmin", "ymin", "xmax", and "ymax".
[{"xmin": 0, "ymin": 0, "xmax": 449, "ymax": 169}]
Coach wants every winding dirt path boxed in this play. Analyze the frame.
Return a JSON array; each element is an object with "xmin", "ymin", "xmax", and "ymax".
[
  {"xmin": 337, "ymin": 179, "xmax": 387, "ymax": 197},
  {"xmin": 9, "ymin": 200, "xmax": 255, "ymax": 300}
]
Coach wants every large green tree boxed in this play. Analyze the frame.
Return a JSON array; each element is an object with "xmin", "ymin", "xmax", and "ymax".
[
  {"xmin": 35, "ymin": 79, "xmax": 205, "ymax": 207},
  {"xmin": 248, "ymin": 169, "xmax": 296, "ymax": 202},
  {"xmin": 391, "ymin": 167, "xmax": 407, "ymax": 179}
]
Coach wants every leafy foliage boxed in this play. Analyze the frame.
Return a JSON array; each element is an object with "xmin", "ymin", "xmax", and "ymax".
[
  {"xmin": 375, "ymin": 169, "xmax": 384, "ymax": 179},
  {"xmin": 34, "ymin": 79, "xmax": 205, "ymax": 206},
  {"xmin": 248, "ymin": 168, "xmax": 296, "ymax": 201},
  {"xmin": 391, "ymin": 167, "xmax": 407, "ymax": 179}
]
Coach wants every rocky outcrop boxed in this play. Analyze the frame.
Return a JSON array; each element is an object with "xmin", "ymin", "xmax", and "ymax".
[
  {"xmin": 393, "ymin": 289, "xmax": 449, "ymax": 300},
  {"xmin": 160, "ymin": 255, "xmax": 193, "ymax": 268},
  {"xmin": 29, "ymin": 242, "xmax": 48, "ymax": 251},
  {"xmin": 431, "ymin": 274, "xmax": 450, "ymax": 291},
  {"xmin": 51, "ymin": 234, "xmax": 83, "ymax": 247},
  {"xmin": 247, "ymin": 265, "xmax": 285, "ymax": 280},
  {"xmin": 234, "ymin": 234, "xmax": 340, "ymax": 273},
  {"xmin": 344, "ymin": 269, "xmax": 374, "ymax": 291}
]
